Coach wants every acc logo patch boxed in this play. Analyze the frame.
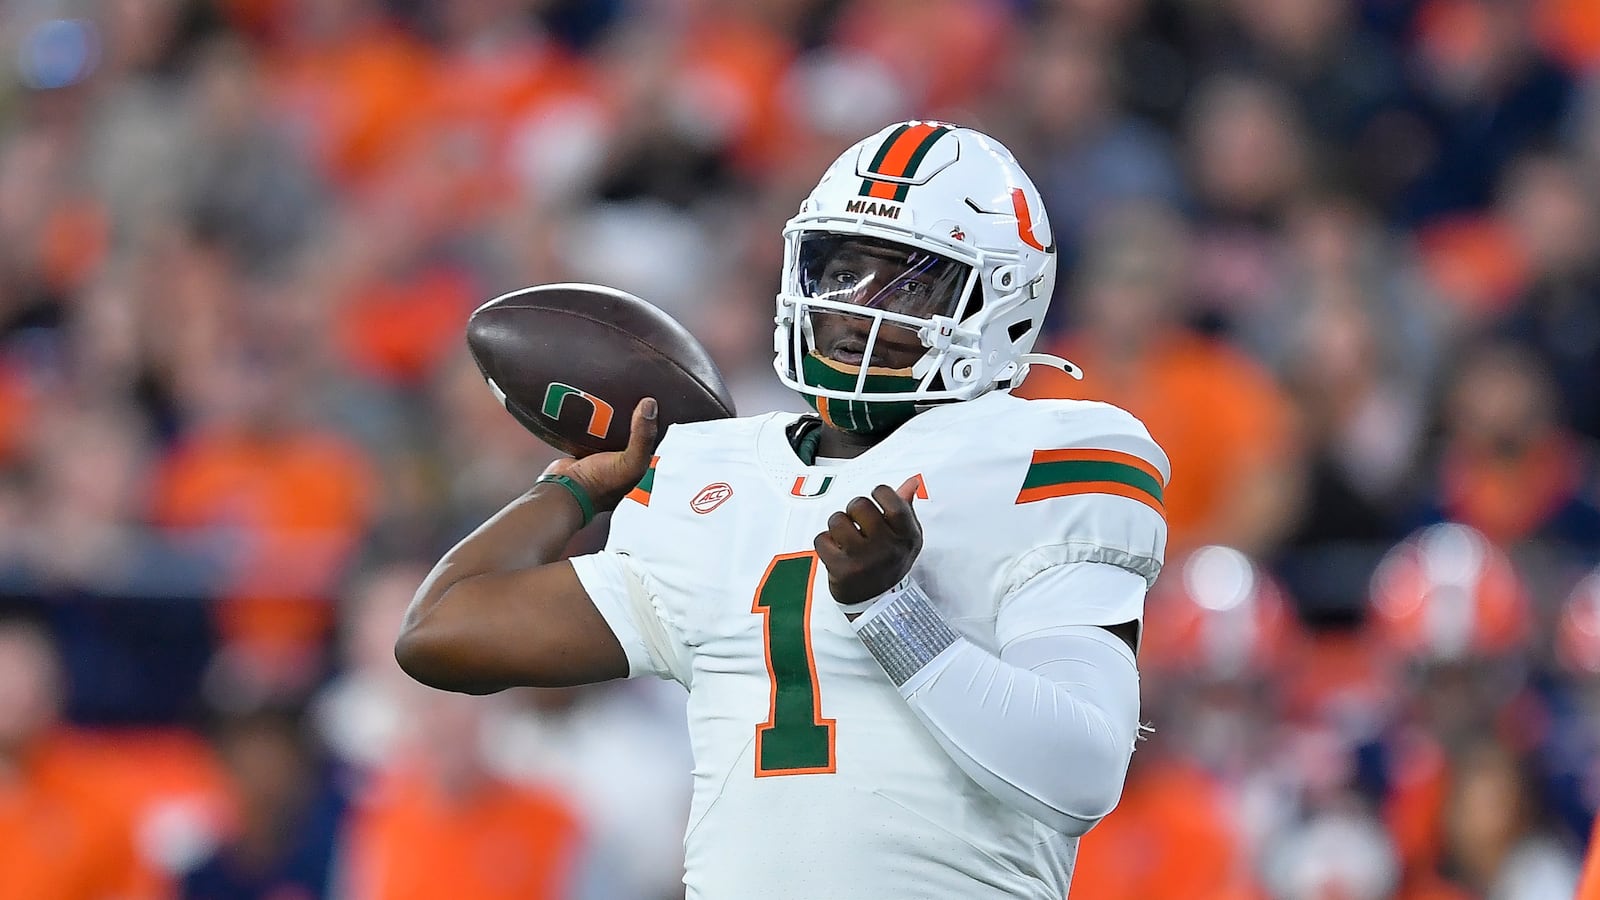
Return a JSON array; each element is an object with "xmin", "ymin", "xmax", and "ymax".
[{"xmin": 691, "ymin": 482, "xmax": 734, "ymax": 514}]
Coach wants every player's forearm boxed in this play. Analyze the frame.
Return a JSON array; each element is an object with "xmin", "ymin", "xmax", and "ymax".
[
  {"xmin": 397, "ymin": 482, "xmax": 597, "ymax": 691},
  {"xmin": 852, "ymin": 588, "xmax": 1140, "ymax": 835},
  {"xmin": 409, "ymin": 481, "xmax": 586, "ymax": 620}
]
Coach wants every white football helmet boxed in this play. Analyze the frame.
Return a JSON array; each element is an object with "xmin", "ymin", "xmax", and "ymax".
[{"xmin": 774, "ymin": 121, "xmax": 1076, "ymax": 429}]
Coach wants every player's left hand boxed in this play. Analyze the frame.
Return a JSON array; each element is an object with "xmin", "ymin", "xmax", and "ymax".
[{"xmin": 815, "ymin": 477, "xmax": 923, "ymax": 606}]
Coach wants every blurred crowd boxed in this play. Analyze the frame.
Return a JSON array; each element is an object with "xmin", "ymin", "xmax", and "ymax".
[{"xmin": 0, "ymin": 0, "xmax": 1598, "ymax": 898}]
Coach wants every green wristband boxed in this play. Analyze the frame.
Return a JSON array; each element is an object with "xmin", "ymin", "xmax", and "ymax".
[{"xmin": 536, "ymin": 474, "xmax": 596, "ymax": 527}]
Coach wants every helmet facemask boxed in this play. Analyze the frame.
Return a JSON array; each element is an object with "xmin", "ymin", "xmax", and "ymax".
[{"xmin": 775, "ymin": 231, "xmax": 988, "ymax": 434}]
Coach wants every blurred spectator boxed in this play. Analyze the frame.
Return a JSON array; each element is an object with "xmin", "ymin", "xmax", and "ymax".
[
  {"xmin": 182, "ymin": 36, "xmax": 325, "ymax": 275},
  {"xmin": 20, "ymin": 402, "xmax": 154, "ymax": 589},
  {"xmin": 588, "ymin": 0, "xmax": 796, "ymax": 203},
  {"xmin": 1184, "ymin": 74, "xmax": 1310, "ymax": 327},
  {"xmin": 13, "ymin": 400, "xmax": 220, "ymax": 724},
  {"xmin": 1436, "ymin": 738, "xmax": 1580, "ymax": 899},
  {"xmin": 313, "ymin": 562, "xmax": 427, "ymax": 774},
  {"xmin": 1076, "ymin": 547, "xmax": 1307, "ymax": 899},
  {"xmin": 480, "ymin": 683, "xmax": 693, "ymax": 900},
  {"xmin": 328, "ymin": 215, "xmax": 481, "ymax": 389},
  {"xmin": 1274, "ymin": 287, "xmax": 1429, "ymax": 617},
  {"xmin": 261, "ymin": 0, "xmax": 435, "ymax": 188},
  {"xmin": 1366, "ymin": 525, "xmax": 1551, "ymax": 889},
  {"xmin": 1071, "ymin": 745, "xmax": 1265, "ymax": 900},
  {"xmin": 1421, "ymin": 343, "xmax": 1600, "ymax": 560},
  {"xmin": 1220, "ymin": 0, "xmax": 1406, "ymax": 148},
  {"xmin": 149, "ymin": 347, "xmax": 377, "ymax": 687},
  {"xmin": 0, "ymin": 616, "xmax": 155, "ymax": 899},
  {"xmin": 1141, "ymin": 546, "xmax": 1311, "ymax": 690},
  {"xmin": 424, "ymin": 0, "xmax": 605, "ymax": 214},
  {"xmin": 1542, "ymin": 569, "xmax": 1600, "ymax": 843},
  {"xmin": 343, "ymin": 688, "xmax": 599, "ymax": 900},
  {"xmin": 180, "ymin": 701, "xmax": 348, "ymax": 900},
  {"xmin": 1260, "ymin": 806, "xmax": 1402, "ymax": 900},
  {"xmin": 830, "ymin": 0, "xmax": 1013, "ymax": 115},
  {"xmin": 1492, "ymin": 152, "xmax": 1600, "ymax": 442},
  {"xmin": 999, "ymin": 19, "xmax": 1185, "ymax": 270},
  {"xmin": 1369, "ymin": 525, "xmax": 1533, "ymax": 742},
  {"xmin": 1400, "ymin": 0, "xmax": 1576, "ymax": 222},
  {"xmin": 84, "ymin": 0, "xmax": 207, "ymax": 255},
  {"xmin": 1018, "ymin": 204, "xmax": 1301, "ymax": 556},
  {"xmin": 1250, "ymin": 192, "xmax": 1442, "ymax": 382}
]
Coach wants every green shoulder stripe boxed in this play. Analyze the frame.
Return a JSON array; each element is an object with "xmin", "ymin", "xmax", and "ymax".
[{"xmin": 1015, "ymin": 448, "xmax": 1164, "ymax": 515}]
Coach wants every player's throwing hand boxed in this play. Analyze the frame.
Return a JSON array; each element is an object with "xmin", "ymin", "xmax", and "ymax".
[
  {"xmin": 814, "ymin": 477, "xmax": 924, "ymax": 606},
  {"xmin": 543, "ymin": 398, "xmax": 659, "ymax": 512}
]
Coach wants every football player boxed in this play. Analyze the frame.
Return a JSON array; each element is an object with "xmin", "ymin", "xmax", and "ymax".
[{"xmin": 398, "ymin": 121, "xmax": 1168, "ymax": 899}]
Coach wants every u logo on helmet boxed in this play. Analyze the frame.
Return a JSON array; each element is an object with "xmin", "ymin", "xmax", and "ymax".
[{"xmin": 1010, "ymin": 188, "xmax": 1054, "ymax": 254}]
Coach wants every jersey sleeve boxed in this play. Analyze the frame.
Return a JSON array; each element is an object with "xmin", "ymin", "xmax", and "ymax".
[
  {"xmin": 568, "ymin": 428, "xmax": 699, "ymax": 685},
  {"xmin": 994, "ymin": 561, "xmax": 1148, "ymax": 654},
  {"xmin": 999, "ymin": 402, "xmax": 1171, "ymax": 597},
  {"xmin": 569, "ymin": 550, "xmax": 692, "ymax": 686}
]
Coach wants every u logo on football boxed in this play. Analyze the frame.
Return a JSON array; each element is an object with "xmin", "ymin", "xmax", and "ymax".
[{"xmin": 541, "ymin": 383, "xmax": 614, "ymax": 439}]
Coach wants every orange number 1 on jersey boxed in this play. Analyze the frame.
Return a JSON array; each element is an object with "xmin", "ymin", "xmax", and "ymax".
[{"xmin": 752, "ymin": 552, "xmax": 837, "ymax": 776}]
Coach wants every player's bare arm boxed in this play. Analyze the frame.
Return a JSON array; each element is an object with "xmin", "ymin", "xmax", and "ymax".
[{"xmin": 395, "ymin": 398, "xmax": 658, "ymax": 693}]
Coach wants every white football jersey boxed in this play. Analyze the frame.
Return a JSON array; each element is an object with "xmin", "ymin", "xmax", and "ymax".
[{"xmin": 571, "ymin": 390, "xmax": 1168, "ymax": 899}]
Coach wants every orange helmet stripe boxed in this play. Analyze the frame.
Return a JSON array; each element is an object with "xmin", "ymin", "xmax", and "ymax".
[
  {"xmin": 872, "ymin": 122, "xmax": 940, "ymax": 178},
  {"xmin": 857, "ymin": 123, "xmax": 951, "ymax": 201}
]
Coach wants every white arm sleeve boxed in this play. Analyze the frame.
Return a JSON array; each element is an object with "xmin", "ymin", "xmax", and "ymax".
[
  {"xmin": 858, "ymin": 562, "xmax": 1145, "ymax": 836},
  {"xmin": 569, "ymin": 551, "xmax": 692, "ymax": 686}
]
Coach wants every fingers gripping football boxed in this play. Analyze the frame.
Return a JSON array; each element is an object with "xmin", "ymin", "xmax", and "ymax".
[
  {"xmin": 544, "ymin": 398, "xmax": 659, "ymax": 512},
  {"xmin": 814, "ymin": 478, "xmax": 924, "ymax": 606}
]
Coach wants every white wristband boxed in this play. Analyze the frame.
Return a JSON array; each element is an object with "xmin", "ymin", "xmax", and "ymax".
[{"xmin": 850, "ymin": 578, "xmax": 960, "ymax": 687}]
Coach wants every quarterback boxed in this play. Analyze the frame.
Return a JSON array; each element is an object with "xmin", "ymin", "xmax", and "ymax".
[{"xmin": 398, "ymin": 122, "xmax": 1168, "ymax": 898}]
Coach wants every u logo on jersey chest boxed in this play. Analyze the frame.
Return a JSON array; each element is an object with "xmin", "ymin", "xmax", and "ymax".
[
  {"xmin": 789, "ymin": 475, "xmax": 835, "ymax": 498},
  {"xmin": 788, "ymin": 473, "xmax": 929, "ymax": 499}
]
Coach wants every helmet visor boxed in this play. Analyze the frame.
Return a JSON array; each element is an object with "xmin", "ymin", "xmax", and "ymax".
[{"xmin": 793, "ymin": 233, "xmax": 971, "ymax": 320}]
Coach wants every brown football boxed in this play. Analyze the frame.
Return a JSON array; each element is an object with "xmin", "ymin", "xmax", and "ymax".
[{"xmin": 466, "ymin": 283, "xmax": 737, "ymax": 457}]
